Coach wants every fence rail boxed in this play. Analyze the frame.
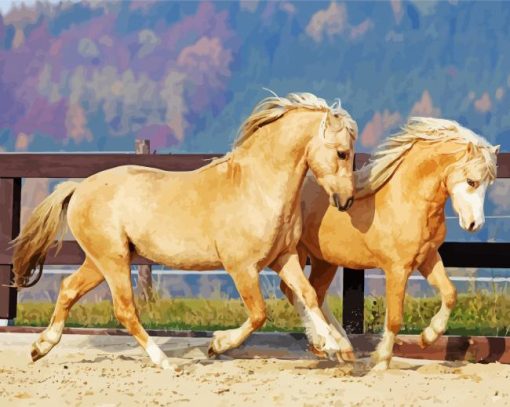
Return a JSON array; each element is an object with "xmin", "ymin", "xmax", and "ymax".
[
  {"xmin": 0, "ymin": 152, "xmax": 509, "ymax": 178},
  {"xmin": 1, "ymin": 152, "xmax": 510, "ymax": 332}
]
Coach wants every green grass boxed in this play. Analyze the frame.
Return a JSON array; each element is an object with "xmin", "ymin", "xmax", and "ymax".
[
  {"xmin": 365, "ymin": 292, "xmax": 510, "ymax": 336},
  {"xmin": 15, "ymin": 292, "xmax": 510, "ymax": 336}
]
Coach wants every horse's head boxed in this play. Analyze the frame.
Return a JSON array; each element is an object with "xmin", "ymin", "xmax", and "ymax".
[
  {"xmin": 307, "ymin": 105, "xmax": 358, "ymax": 211},
  {"xmin": 446, "ymin": 141, "xmax": 499, "ymax": 232}
]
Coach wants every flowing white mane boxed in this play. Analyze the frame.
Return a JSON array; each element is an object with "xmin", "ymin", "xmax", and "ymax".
[
  {"xmin": 355, "ymin": 117, "xmax": 498, "ymax": 198},
  {"xmin": 234, "ymin": 92, "xmax": 357, "ymax": 147}
]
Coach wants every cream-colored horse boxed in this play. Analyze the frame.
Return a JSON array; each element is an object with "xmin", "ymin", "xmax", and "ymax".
[
  {"xmin": 12, "ymin": 92, "xmax": 358, "ymax": 371},
  {"xmin": 281, "ymin": 117, "xmax": 499, "ymax": 370}
]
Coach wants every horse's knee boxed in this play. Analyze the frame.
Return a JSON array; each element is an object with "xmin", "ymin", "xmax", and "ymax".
[
  {"xmin": 444, "ymin": 287, "xmax": 457, "ymax": 309},
  {"xmin": 250, "ymin": 308, "xmax": 267, "ymax": 330},
  {"xmin": 387, "ymin": 315, "xmax": 402, "ymax": 334}
]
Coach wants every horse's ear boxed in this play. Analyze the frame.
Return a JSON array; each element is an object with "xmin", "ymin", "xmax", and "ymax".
[
  {"xmin": 493, "ymin": 145, "xmax": 501, "ymax": 155},
  {"xmin": 466, "ymin": 142, "xmax": 475, "ymax": 156}
]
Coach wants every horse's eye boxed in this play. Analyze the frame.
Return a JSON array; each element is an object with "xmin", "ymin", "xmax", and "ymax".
[
  {"xmin": 467, "ymin": 179, "xmax": 478, "ymax": 188},
  {"xmin": 337, "ymin": 151, "xmax": 348, "ymax": 160}
]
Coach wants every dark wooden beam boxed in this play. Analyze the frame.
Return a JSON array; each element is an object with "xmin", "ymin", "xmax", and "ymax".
[
  {"xmin": 342, "ymin": 268, "xmax": 365, "ymax": 334},
  {"xmin": 0, "ymin": 178, "xmax": 21, "ymax": 319},
  {"xmin": 439, "ymin": 242, "xmax": 510, "ymax": 268},
  {"xmin": 342, "ymin": 156, "xmax": 367, "ymax": 334},
  {"xmin": 1, "ymin": 152, "xmax": 509, "ymax": 178},
  {"xmin": 0, "ymin": 153, "xmax": 221, "ymax": 178}
]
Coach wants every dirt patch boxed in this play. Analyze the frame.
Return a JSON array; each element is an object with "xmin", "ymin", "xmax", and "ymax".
[{"xmin": 0, "ymin": 333, "xmax": 509, "ymax": 406}]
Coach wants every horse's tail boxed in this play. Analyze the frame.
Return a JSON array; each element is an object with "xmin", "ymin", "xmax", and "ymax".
[{"xmin": 11, "ymin": 181, "xmax": 79, "ymax": 288}]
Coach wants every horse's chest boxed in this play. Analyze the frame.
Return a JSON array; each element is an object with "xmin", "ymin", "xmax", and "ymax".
[
  {"xmin": 413, "ymin": 216, "xmax": 446, "ymax": 267},
  {"xmin": 275, "ymin": 211, "xmax": 302, "ymax": 246},
  {"xmin": 255, "ymin": 209, "xmax": 302, "ymax": 262}
]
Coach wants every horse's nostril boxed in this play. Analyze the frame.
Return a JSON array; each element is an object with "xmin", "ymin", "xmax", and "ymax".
[
  {"xmin": 468, "ymin": 221, "xmax": 476, "ymax": 231},
  {"xmin": 332, "ymin": 193, "xmax": 341, "ymax": 210},
  {"xmin": 336, "ymin": 196, "xmax": 354, "ymax": 212}
]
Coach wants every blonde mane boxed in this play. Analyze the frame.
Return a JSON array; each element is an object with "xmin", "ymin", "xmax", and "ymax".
[
  {"xmin": 234, "ymin": 92, "xmax": 358, "ymax": 147},
  {"xmin": 355, "ymin": 117, "xmax": 498, "ymax": 198}
]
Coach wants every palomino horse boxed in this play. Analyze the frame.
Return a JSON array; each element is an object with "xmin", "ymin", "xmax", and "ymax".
[
  {"xmin": 12, "ymin": 92, "xmax": 358, "ymax": 371},
  {"xmin": 281, "ymin": 117, "xmax": 499, "ymax": 370}
]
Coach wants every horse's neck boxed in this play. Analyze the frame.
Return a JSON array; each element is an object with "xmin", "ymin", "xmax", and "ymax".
[
  {"xmin": 384, "ymin": 143, "xmax": 452, "ymax": 216},
  {"xmin": 233, "ymin": 111, "xmax": 321, "ymax": 208}
]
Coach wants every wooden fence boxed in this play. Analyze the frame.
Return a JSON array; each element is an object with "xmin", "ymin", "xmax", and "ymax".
[{"xmin": 1, "ymin": 152, "xmax": 510, "ymax": 334}]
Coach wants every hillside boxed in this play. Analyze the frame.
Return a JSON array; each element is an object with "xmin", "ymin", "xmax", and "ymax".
[{"xmin": 1, "ymin": 0, "xmax": 509, "ymax": 243}]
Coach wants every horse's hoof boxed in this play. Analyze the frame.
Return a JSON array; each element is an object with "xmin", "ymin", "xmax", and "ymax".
[
  {"xmin": 161, "ymin": 359, "xmax": 183, "ymax": 376},
  {"xmin": 340, "ymin": 349, "xmax": 356, "ymax": 363},
  {"xmin": 370, "ymin": 350, "xmax": 382, "ymax": 365},
  {"xmin": 371, "ymin": 360, "xmax": 389, "ymax": 372},
  {"xmin": 161, "ymin": 358, "xmax": 172, "ymax": 370},
  {"xmin": 308, "ymin": 344, "xmax": 328, "ymax": 359},
  {"xmin": 419, "ymin": 332, "xmax": 430, "ymax": 349},
  {"xmin": 207, "ymin": 343, "xmax": 218, "ymax": 359},
  {"xmin": 30, "ymin": 346, "xmax": 44, "ymax": 362},
  {"xmin": 172, "ymin": 367, "xmax": 184, "ymax": 377}
]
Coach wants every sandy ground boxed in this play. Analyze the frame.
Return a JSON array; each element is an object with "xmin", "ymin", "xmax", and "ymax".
[{"xmin": 1, "ymin": 333, "xmax": 509, "ymax": 406}]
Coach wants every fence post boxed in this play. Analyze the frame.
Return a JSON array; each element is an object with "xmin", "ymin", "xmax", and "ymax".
[
  {"xmin": 135, "ymin": 139, "xmax": 154, "ymax": 302},
  {"xmin": 341, "ymin": 155, "xmax": 365, "ymax": 334},
  {"xmin": 342, "ymin": 268, "xmax": 365, "ymax": 334},
  {"xmin": 0, "ymin": 177, "xmax": 21, "ymax": 324}
]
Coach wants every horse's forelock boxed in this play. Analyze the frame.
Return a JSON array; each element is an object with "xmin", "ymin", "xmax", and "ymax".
[
  {"xmin": 450, "ymin": 125, "xmax": 498, "ymax": 181},
  {"xmin": 469, "ymin": 146, "xmax": 497, "ymax": 181}
]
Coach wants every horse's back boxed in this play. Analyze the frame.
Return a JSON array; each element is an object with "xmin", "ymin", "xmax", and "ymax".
[{"xmin": 67, "ymin": 164, "xmax": 226, "ymax": 268}]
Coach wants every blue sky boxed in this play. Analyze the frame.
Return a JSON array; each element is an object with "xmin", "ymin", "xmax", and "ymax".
[{"xmin": 0, "ymin": 0, "xmax": 64, "ymax": 15}]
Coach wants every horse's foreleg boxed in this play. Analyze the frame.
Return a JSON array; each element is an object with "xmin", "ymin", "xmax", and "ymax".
[
  {"xmin": 273, "ymin": 252, "xmax": 342, "ymax": 360},
  {"xmin": 320, "ymin": 302, "xmax": 355, "ymax": 361},
  {"xmin": 280, "ymin": 252, "xmax": 354, "ymax": 360},
  {"xmin": 31, "ymin": 258, "xmax": 104, "ymax": 362},
  {"xmin": 309, "ymin": 258, "xmax": 354, "ymax": 361},
  {"xmin": 418, "ymin": 251, "xmax": 457, "ymax": 348},
  {"xmin": 278, "ymin": 241, "xmax": 307, "ymax": 304},
  {"xmin": 372, "ymin": 268, "xmax": 409, "ymax": 371},
  {"xmin": 208, "ymin": 265, "xmax": 266, "ymax": 356}
]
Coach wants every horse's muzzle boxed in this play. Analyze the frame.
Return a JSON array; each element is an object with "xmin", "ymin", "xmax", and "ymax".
[{"xmin": 333, "ymin": 193, "xmax": 354, "ymax": 212}]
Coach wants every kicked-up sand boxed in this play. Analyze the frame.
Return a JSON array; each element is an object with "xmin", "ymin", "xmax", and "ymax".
[{"xmin": 0, "ymin": 332, "xmax": 509, "ymax": 406}]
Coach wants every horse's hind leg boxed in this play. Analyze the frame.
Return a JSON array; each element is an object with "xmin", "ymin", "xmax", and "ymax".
[
  {"xmin": 418, "ymin": 251, "xmax": 457, "ymax": 348},
  {"xmin": 208, "ymin": 265, "xmax": 266, "ymax": 356},
  {"xmin": 31, "ymin": 257, "xmax": 104, "ymax": 362},
  {"xmin": 92, "ymin": 254, "xmax": 178, "ymax": 372}
]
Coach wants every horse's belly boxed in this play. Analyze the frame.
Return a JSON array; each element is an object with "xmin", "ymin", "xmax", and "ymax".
[
  {"xmin": 302, "ymin": 224, "xmax": 377, "ymax": 269},
  {"xmin": 130, "ymin": 233, "xmax": 221, "ymax": 270},
  {"xmin": 321, "ymin": 243, "xmax": 377, "ymax": 270}
]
